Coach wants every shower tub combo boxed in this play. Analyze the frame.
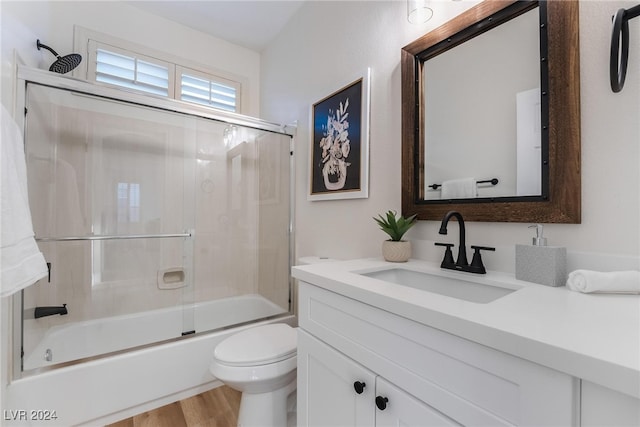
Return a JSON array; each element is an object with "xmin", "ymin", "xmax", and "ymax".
[
  {"xmin": 22, "ymin": 295, "xmax": 286, "ymax": 371},
  {"xmin": 6, "ymin": 67, "xmax": 295, "ymax": 426}
]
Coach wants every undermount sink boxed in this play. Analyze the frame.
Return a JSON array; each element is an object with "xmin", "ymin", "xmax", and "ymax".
[{"xmin": 360, "ymin": 268, "xmax": 517, "ymax": 303}]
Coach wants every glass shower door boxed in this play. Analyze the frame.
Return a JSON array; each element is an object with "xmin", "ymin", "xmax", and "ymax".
[
  {"xmin": 191, "ymin": 118, "xmax": 292, "ymax": 332},
  {"xmin": 19, "ymin": 78, "xmax": 293, "ymax": 374},
  {"xmin": 21, "ymin": 83, "xmax": 196, "ymax": 371}
]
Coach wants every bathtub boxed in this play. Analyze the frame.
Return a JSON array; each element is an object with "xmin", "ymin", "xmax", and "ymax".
[
  {"xmin": 7, "ymin": 295, "xmax": 294, "ymax": 426},
  {"xmin": 24, "ymin": 294, "xmax": 287, "ymax": 371}
]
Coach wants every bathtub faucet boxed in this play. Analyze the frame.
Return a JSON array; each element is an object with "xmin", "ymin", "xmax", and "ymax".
[{"xmin": 34, "ymin": 304, "xmax": 68, "ymax": 319}]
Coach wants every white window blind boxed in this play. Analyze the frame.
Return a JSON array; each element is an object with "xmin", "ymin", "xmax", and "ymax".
[
  {"xmin": 180, "ymin": 71, "xmax": 238, "ymax": 112},
  {"xmin": 95, "ymin": 46, "xmax": 170, "ymax": 97},
  {"xmin": 86, "ymin": 39, "xmax": 242, "ymax": 113}
]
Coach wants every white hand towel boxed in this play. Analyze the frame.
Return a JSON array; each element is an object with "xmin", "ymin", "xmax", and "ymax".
[
  {"xmin": 1, "ymin": 105, "xmax": 48, "ymax": 297},
  {"xmin": 566, "ymin": 269, "xmax": 640, "ymax": 294},
  {"xmin": 441, "ymin": 177, "xmax": 477, "ymax": 199}
]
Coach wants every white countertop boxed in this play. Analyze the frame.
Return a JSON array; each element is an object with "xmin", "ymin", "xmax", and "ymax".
[{"xmin": 292, "ymin": 258, "xmax": 640, "ymax": 399}]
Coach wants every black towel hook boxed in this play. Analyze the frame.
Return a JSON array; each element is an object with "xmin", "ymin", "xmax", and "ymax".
[{"xmin": 610, "ymin": 4, "xmax": 640, "ymax": 93}]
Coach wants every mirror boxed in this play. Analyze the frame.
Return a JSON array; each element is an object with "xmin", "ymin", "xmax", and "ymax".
[
  {"xmin": 423, "ymin": 7, "xmax": 541, "ymax": 200},
  {"xmin": 401, "ymin": 0, "xmax": 580, "ymax": 223}
]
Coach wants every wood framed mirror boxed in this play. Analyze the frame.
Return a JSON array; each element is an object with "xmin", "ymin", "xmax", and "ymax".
[{"xmin": 401, "ymin": 0, "xmax": 580, "ymax": 223}]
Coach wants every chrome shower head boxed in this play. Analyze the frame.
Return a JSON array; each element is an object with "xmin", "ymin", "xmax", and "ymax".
[{"xmin": 36, "ymin": 39, "xmax": 82, "ymax": 74}]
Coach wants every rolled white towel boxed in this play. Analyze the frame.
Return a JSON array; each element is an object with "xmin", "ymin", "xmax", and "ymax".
[{"xmin": 566, "ymin": 270, "xmax": 640, "ymax": 294}]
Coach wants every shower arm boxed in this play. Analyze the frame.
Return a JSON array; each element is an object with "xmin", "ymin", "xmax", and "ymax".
[{"xmin": 36, "ymin": 40, "xmax": 61, "ymax": 58}]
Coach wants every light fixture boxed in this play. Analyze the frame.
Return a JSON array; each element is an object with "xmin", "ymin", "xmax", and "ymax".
[{"xmin": 407, "ymin": 0, "xmax": 433, "ymax": 24}]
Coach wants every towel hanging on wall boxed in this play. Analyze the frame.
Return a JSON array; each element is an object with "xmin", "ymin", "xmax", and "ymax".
[{"xmin": 1, "ymin": 105, "xmax": 48, "ymax": 297}]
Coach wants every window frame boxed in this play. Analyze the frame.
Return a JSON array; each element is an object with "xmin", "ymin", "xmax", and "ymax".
[
  {"xmin": 177, "ymin": 65, "xmax": 241, "ymax": 113},
  {"xmin": 74, "ymin": 26, "xmax": 244, "ymax": 113},
  {"xmin": 89, "ymin": 40, "xmax": 176, "ymax": 98}
]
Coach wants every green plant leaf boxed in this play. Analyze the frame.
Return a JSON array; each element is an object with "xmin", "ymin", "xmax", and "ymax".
[{"xmin": 373, "ymin": 210, "xmax": 417, "ymax": 241}]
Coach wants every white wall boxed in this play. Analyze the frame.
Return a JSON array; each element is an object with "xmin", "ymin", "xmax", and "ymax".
[
  {"xmin": 0, "ymin": 1, "xmax": 261, "ymax": 116},
  {"xmin": 261, "ymin": 0, "xmax": 640, "ymax": 272}
]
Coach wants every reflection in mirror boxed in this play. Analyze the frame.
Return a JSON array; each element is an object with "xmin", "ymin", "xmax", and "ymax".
[
  {"xmin": 401, "ymin": 0, "xmax": 581, "ymax": 223},
  {"xmin": 423, "ymin": 7, "xmax": 541, "ymax": 200}
]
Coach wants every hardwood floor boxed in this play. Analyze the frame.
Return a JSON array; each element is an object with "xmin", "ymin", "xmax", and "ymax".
[{"xmin": 106, "ymin": 386, "xmax": 241, "ymax": 427}]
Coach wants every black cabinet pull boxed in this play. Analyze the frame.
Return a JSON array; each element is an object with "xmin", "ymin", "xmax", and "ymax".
[
  {"xmin": 353, "ymin": 381, "xmax": 366, "ymax": 394},
  {"xmin": 375, "ymin": 396, "xmax": 388, "ymax": 410}
]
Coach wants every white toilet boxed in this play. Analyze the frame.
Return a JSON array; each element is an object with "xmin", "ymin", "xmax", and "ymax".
[{"xmin": 209, "ymin": 323, "xmax": 297, "ymax": 427}]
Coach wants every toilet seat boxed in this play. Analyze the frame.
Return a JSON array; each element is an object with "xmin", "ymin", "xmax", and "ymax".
[{"xmin": 213, "ymin": 323, "xmax": 297, "ymax": 367}]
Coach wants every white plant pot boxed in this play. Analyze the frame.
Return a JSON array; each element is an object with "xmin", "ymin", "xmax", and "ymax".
[{"xmin": 382, "ymin": 240, "xmax": 411, "ymax": 263}]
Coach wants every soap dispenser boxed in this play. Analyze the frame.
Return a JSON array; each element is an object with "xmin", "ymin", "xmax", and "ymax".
[{"xmin": 515, "ymin": 224, "xmax": 567, "ymax": 287}]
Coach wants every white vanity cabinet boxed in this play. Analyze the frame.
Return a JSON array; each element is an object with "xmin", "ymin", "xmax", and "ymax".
[
  {"xmin": 298, "ymin": 329, "xmax": 375, "ymax": 426},
  {"xmin": 298, "ymin": 330, "xmax": 459, "ymax": 426},
  {"xmin": 580, "ymin": 381, "xmax": 640, "ymax": 426},
  {"xmin": 297, "ymin": 282, "xmax": 578, "ymax": 426},
  {"xmin": 375, "ymin": 375, "xmax": 460, "ymax": 426}
]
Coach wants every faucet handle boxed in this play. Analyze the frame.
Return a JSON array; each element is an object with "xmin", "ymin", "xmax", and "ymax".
[
  {"xmin": 469, "ymin": 246, "xmax": 495, "ymax": 274},
  {"xmin": 435, "ymin": 242, "xmax": 455, "ymax": 268},
  {"xmin": 471, "ymin": 245, "xmax": 495, "ymax": 251}
]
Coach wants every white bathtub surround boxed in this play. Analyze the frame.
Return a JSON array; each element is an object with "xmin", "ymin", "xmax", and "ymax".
[{"xmin": 292, "ymin": 258, "xmax": 640, "ymax": 400}]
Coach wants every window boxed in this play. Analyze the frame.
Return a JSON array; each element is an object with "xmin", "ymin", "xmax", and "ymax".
[
  {"xmin": 178, "ymin": 66, "xmax": 239, "ymax": 112},
  {"xmin": 117, "ymin": 182, "xmax": 140, "ymax": 223},
  {"xmin": 96, "ymin": 46, "xmax": 170, "ymax": 97},
  {"xmin": 86, "ymin": 39, "xmax": 241, "ymax": 113}
]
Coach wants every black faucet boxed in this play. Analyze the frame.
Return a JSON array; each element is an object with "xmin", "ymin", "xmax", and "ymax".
[
  {"xmin": 34, "ymin": 304, "xmax": 68, "ymax": 319},
  {"xmin": 435, "ymin": 211, "xmax": 495, "ymax": 274}
]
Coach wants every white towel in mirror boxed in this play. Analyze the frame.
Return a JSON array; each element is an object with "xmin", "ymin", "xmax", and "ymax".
[
  {"xmin": 1, "ymin": 105, "xmax": 48, "ymax": 297},
  {"xmin": 566, "ymin": 269, "xmax": 640, "ymax": 294},
  {"xmin": 441, "ymin": 177, "xmax": 477, "ymax": 199}
]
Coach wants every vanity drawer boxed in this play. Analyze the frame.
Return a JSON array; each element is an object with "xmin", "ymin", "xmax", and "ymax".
[{"xmin": 298, "ymin": 282, "xmax": 577, "ymax": 426}]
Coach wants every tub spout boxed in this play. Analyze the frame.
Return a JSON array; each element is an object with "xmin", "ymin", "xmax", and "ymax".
[{"xmin": 34, "ymin": 304, "xmax": 68, "ymax": 319}]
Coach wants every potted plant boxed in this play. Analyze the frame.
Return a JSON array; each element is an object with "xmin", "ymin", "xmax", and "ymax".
[{"xmin": 374, "ymin": 210, "xmax": 417, "ymax": 262}]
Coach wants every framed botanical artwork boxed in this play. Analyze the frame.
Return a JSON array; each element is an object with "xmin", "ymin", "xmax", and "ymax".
[{"xmin": 308, "ymin": 68, "xmax": 370, "ymax": 201}]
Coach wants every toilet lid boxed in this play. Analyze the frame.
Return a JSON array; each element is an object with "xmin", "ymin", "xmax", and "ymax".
[{"xmin": 214, "ymin": 323, "xmax": 297, "ymax": 367}]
